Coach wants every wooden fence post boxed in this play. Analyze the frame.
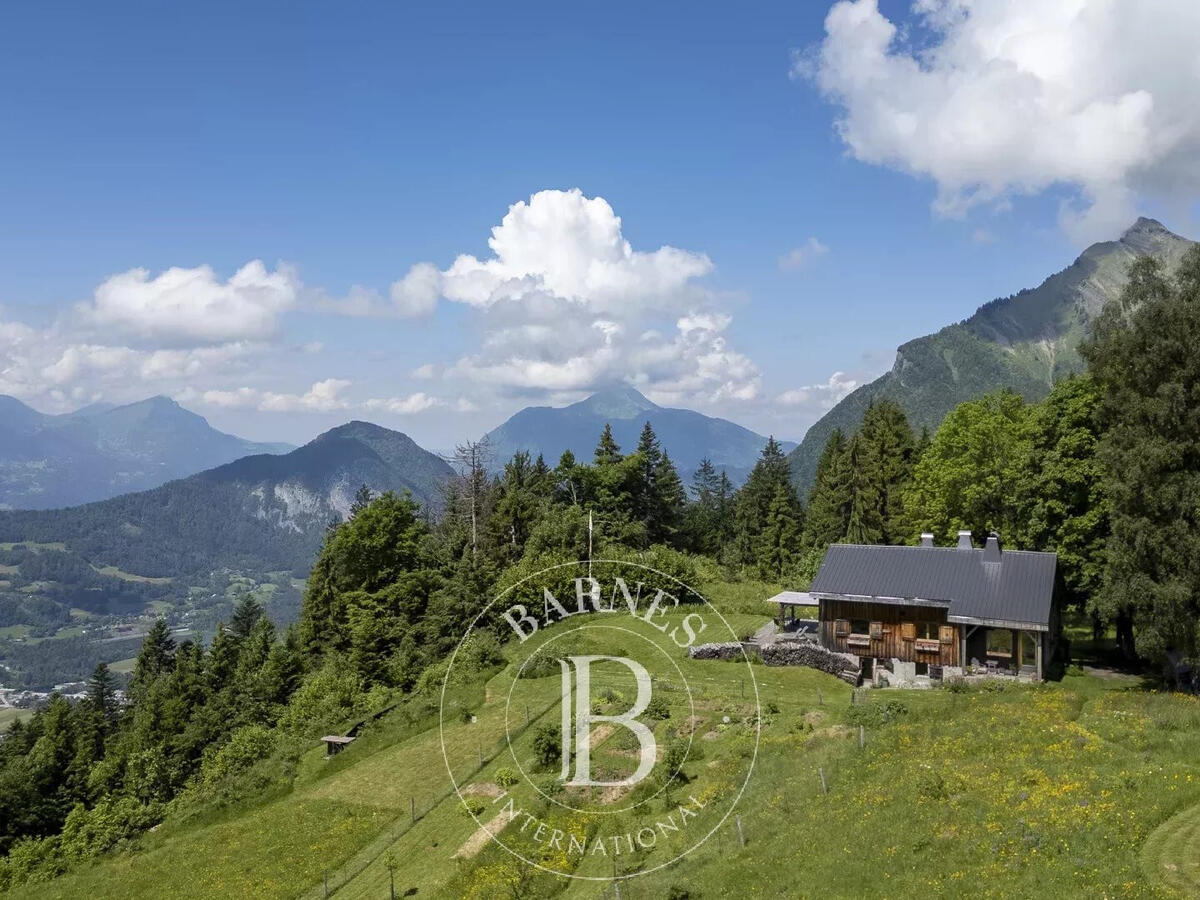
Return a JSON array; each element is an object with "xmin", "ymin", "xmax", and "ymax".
[
  {"xmin": 410, "ymin": 796, "xmax": 416, "ymax": 824},
  {"xmin": 736, "ymin": 815, "xmax": 745, "ymax": 847},
  {"xmin": 818, "ymin": 767, "xmax": 827, "ymax": 796},
  {"xmin": 859, "ymin": 725, "xmax": 865, "ymax": 749}
]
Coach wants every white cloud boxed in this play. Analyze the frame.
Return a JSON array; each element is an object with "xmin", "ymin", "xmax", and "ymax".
[
  {"xmin": 362, "ymin": 392, "xmax": 441, "ymax": 414},
  {"xmin": 196, "ymin": 381, "xmax": 445, "ymax": 416},
  {"xmin": 84, "ymin": 260, "xmax": 299, "ymax": 345},
  {"xmin": 201, "ymin": 378, "xmax": 352, "ymax": 413},
  {"xmin": 389, "ymin": 263, "xmax": 440, "ymax": 317},
  {"xmin": 411, "ymin": 363, "xmax": 437, "ymax": 379},
  {"xmin": 778, "ymin": 237, "xmax": 830, "ymax": 271},
  {"xmin": 429, "ymin": 189, "xmax": 712, "ymax": 313},
  {"xmin": 777, "ymin": 371, "xmax": 859, "ymax": 409},
  {"xmin": 396, "ymin": 189, "xmax": 759, "ymax": 405},
  {"xmin": 802, "ymin": 0, "xmax": 1200, "ymax": 242}
]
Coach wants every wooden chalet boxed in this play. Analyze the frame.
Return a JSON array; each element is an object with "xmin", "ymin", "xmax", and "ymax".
[{"xmin": 801, "ymin": 531, "xmax": 1059, "ymax": 681}]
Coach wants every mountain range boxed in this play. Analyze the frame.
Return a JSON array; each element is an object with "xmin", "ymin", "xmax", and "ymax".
[
  {"xmin": 787, "ymin": 217, "xmax": 1197, "ymax": 491},
  {"xmin": 0, "ymin": 421, "xmax": 454, "ymax": 580},
  {"xmin": 482, "ymin": 385, "xmax": 795, "ymax": 486},
  {"xmin": 0, "ymin": 395, "xmax": 294, "ymax": 510}
]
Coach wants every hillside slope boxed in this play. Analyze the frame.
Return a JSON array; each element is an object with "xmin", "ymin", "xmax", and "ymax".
[
  {"xmin": 8, "ymin": 608, "xmax": 1196, "ymax": 899},
  {"xmin": 788, "ymin": 218, "xmax": 1196, "ymax": 491},
  {"xmin": 0, "ymin": 421, "xmax": 453, "ymax": 579},
  {"xmin": 0, "ymin": 395, "xmax": 293, "ymax": 510},
  {"xmin": 484, "ymin": 386, "xmax": 795, "ymax": 486}
]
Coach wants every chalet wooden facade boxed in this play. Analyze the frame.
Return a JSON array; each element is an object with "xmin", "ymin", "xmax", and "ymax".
[{"xmin": 803, "ymin": 531, "xmax": 1059, "ymax": 680}]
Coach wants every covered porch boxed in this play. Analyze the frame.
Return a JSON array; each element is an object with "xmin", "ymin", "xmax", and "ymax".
[{"xmin": 956, "ymin": 618, "xmax": 1047, "ymax": 680}]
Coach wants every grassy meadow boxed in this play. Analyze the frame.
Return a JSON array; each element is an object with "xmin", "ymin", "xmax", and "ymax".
[{"xmin": 7, "ymin": 580, "xmax": 1200, "ymax": 899}]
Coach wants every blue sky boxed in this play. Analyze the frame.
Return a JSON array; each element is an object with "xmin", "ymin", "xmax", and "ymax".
[{"xmin": 2, "ymin": 1, "xmax": 1198, "ymax": 450}]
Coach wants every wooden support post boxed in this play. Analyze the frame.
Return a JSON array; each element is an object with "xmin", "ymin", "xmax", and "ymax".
[
  {"xmin": 818, "ymin": 767, "xmax": 827, "ymax": 796},
  {"xmin": 859, "ymin": 725, "xmax": 865, "ymax": 750},
  {"xmin": 410, "ymin": 796, "xmax": 415, "ymax": 824},
  {"xmin": 736, "ymin": 814, "xmax": 745, "ymax": 847}
]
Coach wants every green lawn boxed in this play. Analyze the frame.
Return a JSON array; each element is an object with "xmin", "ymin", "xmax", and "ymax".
[{"xmin": 9, "ymin": 587, "xmax": 1200, "ymax": 899}]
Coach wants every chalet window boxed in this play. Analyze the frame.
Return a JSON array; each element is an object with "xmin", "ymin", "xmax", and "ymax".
[
  {"xmin": 900, "ymin": 622, "xmax": 916, "ymax": 641},
  {"xmin": 939, "ymin": 624, "xmax": 955, "ymax": 644},
  {"xmin": 850, "ymin": 619, "xmax": 870, "ymax": 636},
  {"xmin": 916, "ymin": 622, "xmax": 939, "ymax": 640},
  {"xmin": 869, "ymin": 621, "xmax": 883, "ymax": 640},
  {"xmin": 834, "ymin": 619, "xmax": 850, "ymax": 636},
  {"xmin": 986, "ymin": 628, "xmax": 1013, "ymax": 657}
]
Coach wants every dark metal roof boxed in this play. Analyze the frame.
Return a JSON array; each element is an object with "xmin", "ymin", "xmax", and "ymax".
[{"xmin": 809, "ymin": 543, "xmax": 1057, "ymax": 628}]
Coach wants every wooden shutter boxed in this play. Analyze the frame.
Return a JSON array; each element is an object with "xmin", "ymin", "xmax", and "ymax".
[
  {"xmin": 869, "ymin": 621, "xmax": 883, "ymax": 640},
  {"xmin": 939, "ymin": 624, "xmax": 955, "ymax": 644},
  {"xmin": 834, "ymin": 619, "xmax": 850, "ymax": 636},
  {"xmin": 900, "ymin": 622, "xmax": 916, "ymax": 641}
]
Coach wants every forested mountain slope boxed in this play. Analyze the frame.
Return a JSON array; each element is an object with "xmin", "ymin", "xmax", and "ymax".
[{"xmin": 788, "ymin": 218, "xmax": 1196, "ymax": 491}]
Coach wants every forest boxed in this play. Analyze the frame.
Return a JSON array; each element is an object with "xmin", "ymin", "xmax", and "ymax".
[{"xmin": 1, "ymin": 247, "xmax": 1199, "ymax": 890}]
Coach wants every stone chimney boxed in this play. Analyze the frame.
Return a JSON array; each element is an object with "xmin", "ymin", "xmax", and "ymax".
[
  {"xmin": 919, "ymin": 533, "xmax": 935, "ymax": 548},
  {"xmin": 956, "ymin": 530, "xmax": 973, "ymax": 550},
  {"xmin": 983, "ymin": 531, "xmax": 1002, "ymax": 563}
]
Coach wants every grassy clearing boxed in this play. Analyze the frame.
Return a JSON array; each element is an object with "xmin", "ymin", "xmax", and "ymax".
[
  {"xmin": 108, "ymin": 657, "xmax": 137, "ymax": 675},
  {"xmin": 91, "ymin": 565, "xmax": 172, "ymax": 585},
  {"xmin": 0, "ymin": 542, "xmax": 65, "ymax": 552},
  {"xmin": 10, "ymin": 584, "xmax": 1200, "ymax": 899},
  {"xmin": 0, "ymin": 708, "xmax": 33, "ymax": 729}
]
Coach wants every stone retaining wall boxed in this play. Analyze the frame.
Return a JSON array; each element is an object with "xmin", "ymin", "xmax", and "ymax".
[
  {"xmin": 688, "ymin": 642, "xmax": 748, "ymax": 661},
  {"xmin": 689, "ymin": 639, "xmax": 859, "ymax": 680},
  {"xmin": 760, "ymin": 641, "xmax": 861, "ymax": 678}
]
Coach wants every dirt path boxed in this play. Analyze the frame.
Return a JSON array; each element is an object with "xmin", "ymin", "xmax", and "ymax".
[{"xmin": 454, "ymin": 807, "xmax": 517, "ymax": 859}]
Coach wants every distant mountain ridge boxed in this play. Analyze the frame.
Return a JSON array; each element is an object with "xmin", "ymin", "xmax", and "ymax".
[
  {"xmin": 483, "ymin": 386, "xmax": 795, "ymax": 486},
  {"xmin": 0, "ymin": 421, "xmax": 454, "ymax": 579},
  {"xmin": 788, "ymin": 217, "xmax": 1197, "ymax": 491},
  {"xmin": 0, "ymin": 395, "xmax": 294, "ymax": 510}
]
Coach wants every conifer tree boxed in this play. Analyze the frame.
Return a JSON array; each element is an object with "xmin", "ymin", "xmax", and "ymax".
[
  {"xmin": 594, "ymin": 423, "xmax": 622, "ymax": 465},
  {"xmin": 803, "ymin": 428, "xmax": 852, "ymax": 549}
]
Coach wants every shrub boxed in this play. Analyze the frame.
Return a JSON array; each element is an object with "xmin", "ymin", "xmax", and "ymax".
[
  {"xmin": 661, "ymin": 738, "xmax": 690, "ymax": 783},
  {"xmin": 644, "ymin": 694, "xmax": 671, "ymax": 720},
  {"xmin": 494, "ymin": 767, "xmax": 519, "ymax": 788},
  {"xmin": 532, "ymin": 723, "xmax": 562, "ymax": 770},
  {"xmin": 198, "ymin": 725, "xmax": 277, "ymax": 788}
]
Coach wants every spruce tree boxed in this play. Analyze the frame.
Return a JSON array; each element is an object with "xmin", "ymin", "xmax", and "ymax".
[
  {"xmin": 129, "ymin": 618, "xmax": 176, "ymax": 703},
  {"xmin": 803, "ymin": 428, "xmax": 852, "ymax": 548},
  {"xmin": 594, "ymin": 423, "xmax": 622, "ymax": 465}
]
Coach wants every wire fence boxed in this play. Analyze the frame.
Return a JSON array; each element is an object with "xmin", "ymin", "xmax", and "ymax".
[{"xmin": 302, "ymin": 695, "xmax": 560, "ymax": 899}]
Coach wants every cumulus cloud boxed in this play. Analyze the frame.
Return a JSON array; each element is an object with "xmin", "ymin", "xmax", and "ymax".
[
  {"xmin": 83, "ymin": 260, "xmax": 299, "ymax": 345},
  {"xmin": 395, "ymin": 189, "xmax": 759, "ymax": 404},
  {"xmin": 802, "ymin": 0, "xmax": 1200, "ymax": 242},
  {"xmin": 362, "ymin": 392, "xmax": 441, "ymax": 414},
  {"xmin": 429, "ymin": 189, "xmax": 713, "ymax": 312},
  {"xmin": 195, "ymin": 381, "xmax": 445, "ymax": 416},
  {"xmin": 779, "ymin": 237, "xmax": 830, "ymax": 271},
  {"xmin": 776, "ymin": 371, "xmax": 859, "ymax": 409},
  {"xmin": 201, "ymin": 378, "xmax": 352, "ymax": 413}
]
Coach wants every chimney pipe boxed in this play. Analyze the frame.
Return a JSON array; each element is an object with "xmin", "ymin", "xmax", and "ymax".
[
  {"xmin": 956, "ymin": 530, "xmax": 973, "ymax": 550},
  {"xmin": 919, "ymin": 533, "xmax": 934, "ymax": 548},
  {"xmin": 983, "ymin": 531, "xmax": 1002, "ymax": 563}
]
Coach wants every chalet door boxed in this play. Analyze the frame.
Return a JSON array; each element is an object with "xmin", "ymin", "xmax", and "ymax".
[{"xmin": 1019, "ymin": 632, "xmax": 1037, "ymax": 671}]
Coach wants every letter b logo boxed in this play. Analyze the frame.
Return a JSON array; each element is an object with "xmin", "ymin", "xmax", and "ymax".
[{"xmin": 558, "ymin": 655, "xmax": 656, "ymax": 787}]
